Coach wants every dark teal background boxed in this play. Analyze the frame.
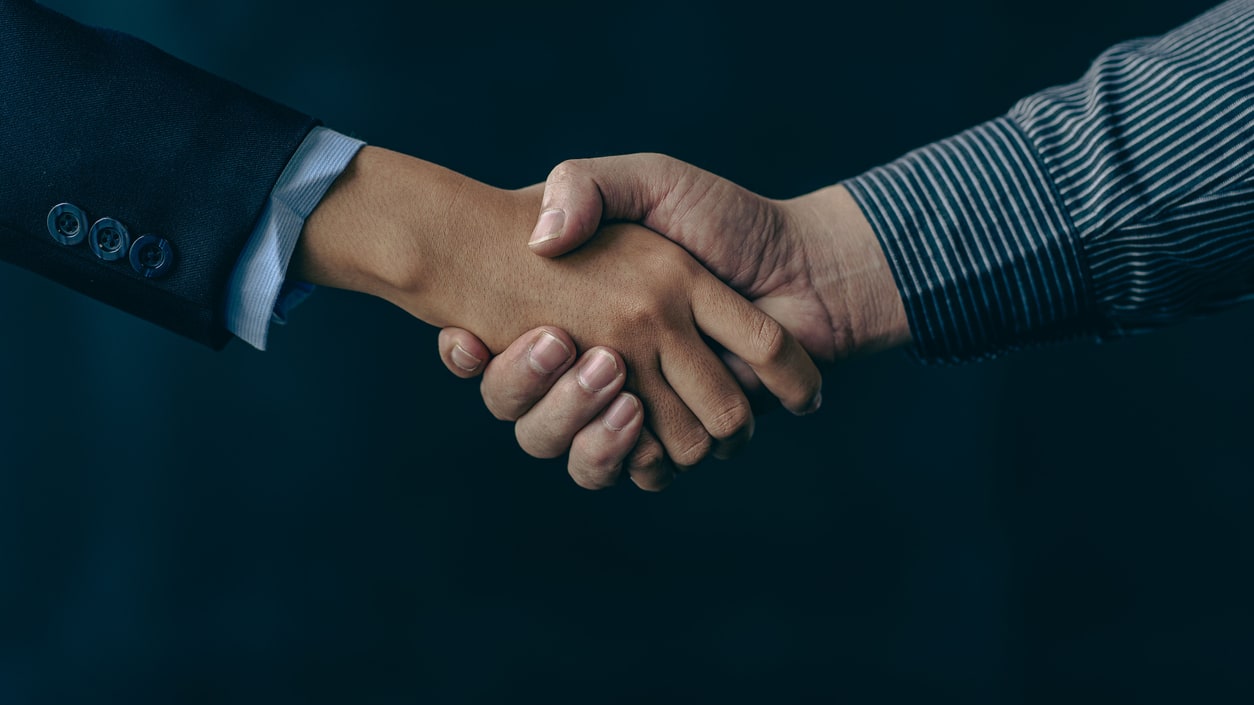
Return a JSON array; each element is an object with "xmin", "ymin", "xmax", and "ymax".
[{"xmin": 2, "ymin": 1, "xmax": 1250, "ymax": 703}]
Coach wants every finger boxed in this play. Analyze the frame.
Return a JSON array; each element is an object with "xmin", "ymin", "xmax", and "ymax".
[
  {"xmin": 528, "ymin": 154, "xmax": 687, "ymax": 258},
  {"xmin": 719, "ymin": 351, "xmax": 782, "ymax": 416},
  {"xmin": 624, "ymin": 427, "xmax": 674, "ymax": 492},
  {"xmin": 514, "ymin": 347, "xmax": 627, "ymax": 459},
  {"xmin": 480, "ymin": 327, "xmax": 577, "ymax": 422},
  {"xmin": 634, "ymin": 368, "xmax": 714, "ymax": 470},
  {"xmin": 658, "ymin": 338, "xmax": 755, "ymax": 462},
  {"xmin": 438, "ymin": 328, "xmax": 491, "ymax": 378},
  {"xmin": 691, "ymin": 278, "xmax": 823, "ymax": 416},
  {"xmin": 565, "ymin": 393, "xmax": 647, "ymax": 490}
]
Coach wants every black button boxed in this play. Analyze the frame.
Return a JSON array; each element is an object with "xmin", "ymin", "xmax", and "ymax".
[
  {"xmin": 47, "ymin": 203, "xmax": 88, "ymax": 246},
  {"xmin": 88, "ymin": 218, "xmax": 131, "ymax": 262},
  {"xmin": 129, "ymin": 235, "xmax": 175, "ymax": 279}
]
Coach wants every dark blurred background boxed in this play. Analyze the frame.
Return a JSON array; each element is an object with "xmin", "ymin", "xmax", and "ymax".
[{"xmin": 2, "ymin": 0, "xmax": 1251, "ymax": 702}]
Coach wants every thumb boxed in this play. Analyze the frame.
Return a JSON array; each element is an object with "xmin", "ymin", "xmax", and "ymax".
[
  {"xmin": 527, "ymin": 153, "xmax": 690, "ymax": 258},
  {"xmin": 437, "ymin": 327, "xmax": 491, "ymax": 378}
]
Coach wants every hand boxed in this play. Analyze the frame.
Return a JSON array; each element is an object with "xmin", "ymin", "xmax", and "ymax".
[
  {"xmin": 439, "ymin": 153, "xmax": 911, "ymax": 479},
  {"xmin": 440, "ymin": 325, "xmax": 658, "ymax": 489},
  {"xmin": 525, "ymin": 153, "xmax": 911, "ymax": 366},
  {"xmin": 291, "ymin": 148, "xmax": 823, "ymax": 489}
]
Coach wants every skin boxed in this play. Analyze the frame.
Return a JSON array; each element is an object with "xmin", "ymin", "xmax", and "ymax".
[
  {"xmin": 437, "ymin": 153, "xmax": 913, "ymax": 487},
  {"xmin": 290, "ymin": 147, "xmax": 823, "ymax": 490}
]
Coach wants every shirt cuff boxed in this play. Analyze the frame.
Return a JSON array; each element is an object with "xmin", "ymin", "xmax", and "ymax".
[
  {"xmin": 225, "ymin": 126, "xmax": 365, "ymax": 350},
  {"xmin": 842, "ymin": 116, "xmax": 1096, "ymax": 364}
]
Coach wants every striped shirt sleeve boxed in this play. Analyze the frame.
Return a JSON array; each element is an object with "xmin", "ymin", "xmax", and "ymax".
[
  {"xmin": 224, "ymin": 127, "xmax": 365, "ymax": 350},
  {"xmin": 842, "ymin": 0, "xmax": 1254, "ymax": 364}
]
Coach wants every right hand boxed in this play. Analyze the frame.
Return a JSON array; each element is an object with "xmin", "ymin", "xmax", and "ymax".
[
  {"xmin": 294, "ymin": 148, "xmax": 823, "ymax": 489},
  {"xmin": 439, "ymin": 154, "xmax": 911, "ymax": 484}
]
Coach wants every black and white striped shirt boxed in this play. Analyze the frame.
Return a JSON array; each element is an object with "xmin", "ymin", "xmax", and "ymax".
[{"xmin": 844, "ymin": 0, "xmax": 1254, "ymax": 363}]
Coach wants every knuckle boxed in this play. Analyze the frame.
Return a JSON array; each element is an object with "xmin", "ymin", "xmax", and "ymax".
[
  {"xmin": 567, "ymin": 420, "xmax": 639, "ymax": 484},
  {"xmin": 568, "ymin": 463, "xmax": 618, "ymax": 491},
  {"xmin": 641, "ymin": 152, "xmax": 676, "ymax": 170},
  {"xmin": 626, "ymin": 441, "xmax": 665, "ymax": 474},
  {"xmin": 706, "ymin": 397, "xmax": 752, "ymax": 441},
  {"xmin": 633, "ymin": 472, "xmax": 673, "ymax": 492},
  {"xmin": 515, "ymin": 424, "xmax": 562, "ymax": 460},
  {"xmin": 547, "ymin": 159, "xmax": 587, "ymax": 186},
  {"xmin": 481, "ymin": 359, "xmax": 571, "ymax": 420},
  {"xmin": 480, "ymin": 380, "xmax": 527, "ymax": 421},
  {"xmin": 749, "ymin": 316, "xmax": 789, "ymax": 367},
  {"xmin": 484, "ymin": 400, "xmax": 515, "ymax": 422},
  {"xmin": 611, "ymin": 296, "xmax": 665, "ymax": 337},
  {"xmin": 579, "ymin": 436, "xmax": 616, "ymax": 468},
  {"xmin": 670, "ymin": 430, "xmax": 713, "ymax": 468},
  {"xmin": 583, "ymin": 439, "xmax": 630, "ymax": 474}
]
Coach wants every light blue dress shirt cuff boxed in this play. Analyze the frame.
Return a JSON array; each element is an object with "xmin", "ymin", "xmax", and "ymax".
[{"xmin": 225, "ymin": 126, "xmax": 366, "ymax": 350}]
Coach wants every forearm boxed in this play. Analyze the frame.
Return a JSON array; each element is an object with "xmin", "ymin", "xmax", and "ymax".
[
  {"xmin": 293, "ymin": 146, "xmax": 509, "ymax": 323},
  {"xmin": 291, "ymin": 146, "xmax": 553, "ymax": 344}
]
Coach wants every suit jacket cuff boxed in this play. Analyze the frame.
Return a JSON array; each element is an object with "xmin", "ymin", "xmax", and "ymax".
[{"xmin": 225, "ymin": 127, "xmax": 365, "ymax": 350}]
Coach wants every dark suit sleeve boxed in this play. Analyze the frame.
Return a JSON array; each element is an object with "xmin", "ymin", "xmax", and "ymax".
[{"xmin": 0, "ymin": 0, "xmax": 320, "ymax": 348}]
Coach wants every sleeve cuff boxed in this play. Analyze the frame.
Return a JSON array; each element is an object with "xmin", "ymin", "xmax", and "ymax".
[
  {"xmin": 224, "ymin": 126, "xmax": 365, "ymax": 350},
  {"xmin": 842, "ymin": 116, "xmax": 1096, "ymax": 364}
]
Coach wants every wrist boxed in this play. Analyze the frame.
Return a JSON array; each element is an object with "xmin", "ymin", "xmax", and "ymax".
[
  {"xmin": 786, "ymin": 185, "xmax": 911, "ymax": 358},
  {"xmin": 292, "ymin": 147, "xmax": 528, "ymax": 326},
  {"xmin": 292, "ymin": 146, "xmax": 422, "ymax": 300}
]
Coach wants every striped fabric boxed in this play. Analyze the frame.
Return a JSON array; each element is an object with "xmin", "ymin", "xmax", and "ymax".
[
  {"xmin": 843, "ymin": 0, "xmax": 1254, "ymax": 363},
  {"xmin": 224, "ymin": 127, "xmax": 364, "ymax": 350}
]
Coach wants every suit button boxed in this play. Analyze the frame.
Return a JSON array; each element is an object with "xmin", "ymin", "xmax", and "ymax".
[
  {"xmin": 88, "ymin": 218, "xmax": 131, "ymax": 261},
  {"xmin": 47, "ymin": 203, "xmax": 88, "ymax": 245},
  {"xmin": 129, "ymin": 235, "xmax": 175, "ymax": 278}
]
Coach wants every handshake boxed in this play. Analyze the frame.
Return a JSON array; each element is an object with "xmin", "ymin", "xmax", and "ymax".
[{"xmin": 292, "ymin": 148, "xmax": 912, "ymax": 491}]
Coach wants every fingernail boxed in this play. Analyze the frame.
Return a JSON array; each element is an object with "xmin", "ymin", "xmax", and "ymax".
[
  {"xmin": 603, "ymin": 394, "xmax": 639, "ymax": 431},
  {"xmin": 450, "ymin": 344, "xmax": 482, "ymax": 372},
  {"xmin": 577, "ymin": 350, "xmax": 619, "ymax": 392},
  {"xmin": 529, "ymin": 208, "xmax": 565, "ymax": 247},
  {"xmin": 527, "ymin": 331, "xmax": 570, "ymax": 374}
]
